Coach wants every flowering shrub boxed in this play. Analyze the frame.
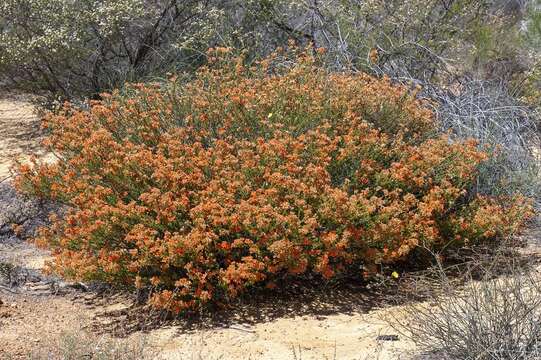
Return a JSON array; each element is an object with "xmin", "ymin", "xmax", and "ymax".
[
  {"xmin": 16, "ymin": 48, "xmax": 532, "ymax": 314},
  {"xmin": 0, "ymin": 0, "xmax": 222, "ymax": 99}
]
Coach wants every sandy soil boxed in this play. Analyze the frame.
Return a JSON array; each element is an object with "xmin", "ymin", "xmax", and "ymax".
[
  {"xmin": 0, "ymin": 93, "xmax": 48, "ymax": 180},
  {"xmin": 0, "ymin": 287, "xmax": 417, "ymax": 359},
  {"xmin": 149, "ymin": 309, "xmax": 415, "ymax": 360}
]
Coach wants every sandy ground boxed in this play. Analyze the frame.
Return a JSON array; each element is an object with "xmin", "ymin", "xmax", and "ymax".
[
  {"xmin": 149, "ymin": 309, "xmax": 415, "ymax": 360},
  {"xmin": 0, "ymin": 93, "xmax": 48, "ymax": 180}
]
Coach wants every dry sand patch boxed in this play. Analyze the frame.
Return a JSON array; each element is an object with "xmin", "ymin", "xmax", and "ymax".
[{"xmin": 0, "ymin": 93, "xmax": 46, "ymax": 180}]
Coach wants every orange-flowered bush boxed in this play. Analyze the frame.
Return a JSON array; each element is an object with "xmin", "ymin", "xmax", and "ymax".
[{"xmin": 16, "ymin": 47, "xmax": 532, "ymax": 313}]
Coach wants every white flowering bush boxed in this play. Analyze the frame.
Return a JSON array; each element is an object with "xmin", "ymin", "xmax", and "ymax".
[{"xmin": 0, "ymin": 0, "xmax": 223, "ymax": 99}]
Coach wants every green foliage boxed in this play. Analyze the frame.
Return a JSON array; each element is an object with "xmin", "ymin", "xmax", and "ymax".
[
  {"xmin": 524, "ymin": 0, "xmax": 541, "ymax": 48},
  {"xmin": 513, "ymin": 1, "xmax": 541, "ymax": 110}
]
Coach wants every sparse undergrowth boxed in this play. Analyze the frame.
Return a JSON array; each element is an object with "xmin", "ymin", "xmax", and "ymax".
[
  {"xmin": 394, "ymin": 253, "xmax": 541, "ymax": 360},
  {"xmin": 23, "ymin": 332, "xmax": 150, "ymax": 360},
  {"xmin": 15, "ymin": 48, "xmax": 533, "ymax": 314}
]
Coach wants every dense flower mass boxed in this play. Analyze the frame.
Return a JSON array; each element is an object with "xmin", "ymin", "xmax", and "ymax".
[{"xmin": 16, "ymin": 48, "xmax": 532, "ymax": 313}]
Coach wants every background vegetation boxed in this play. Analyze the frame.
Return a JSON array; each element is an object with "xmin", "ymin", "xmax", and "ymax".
[
  {"xmin": 2, "ymin": 1, "xmax": 540, "ymax": 200},
  {"xmin": 0, "ymin": 1, "xmax": 537, "ymax": 98}
]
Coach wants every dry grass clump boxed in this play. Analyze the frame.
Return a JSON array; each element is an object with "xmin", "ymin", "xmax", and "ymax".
[
  {"xmin": 15, "ymin": 47, "xmax": 532, "ymax": 315},
  {"xmin": 22, "ymin": 331, "xmax": 150, "ymax": 360},
  {"xmin": 393, "ymin": 253, "xmax": 541, "ymax": 360}
]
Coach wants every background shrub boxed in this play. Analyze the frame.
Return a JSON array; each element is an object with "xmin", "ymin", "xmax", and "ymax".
[
  {"xmin": 15, "ymin": 49, "xmax": 532, "ymax": 314},
  {"xmin": 244, "ymin": 0, "xmax": 494, "ymax": 78},
  {"xmin": 0, "ymin": 0, "xmax": 223, "ymax": 99}
]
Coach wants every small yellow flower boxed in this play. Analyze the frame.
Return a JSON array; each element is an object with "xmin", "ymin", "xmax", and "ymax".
[
  {"xmin": 391, "ymin": 271, "xmax": 399, "ymax": 279},
  {"xmin": 267, "ymin": 112, "xmax": 273, "ymax": 118},
  {"xmin": 369, "ymin": 48, "xmax": 379, "ymax": 64}
]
